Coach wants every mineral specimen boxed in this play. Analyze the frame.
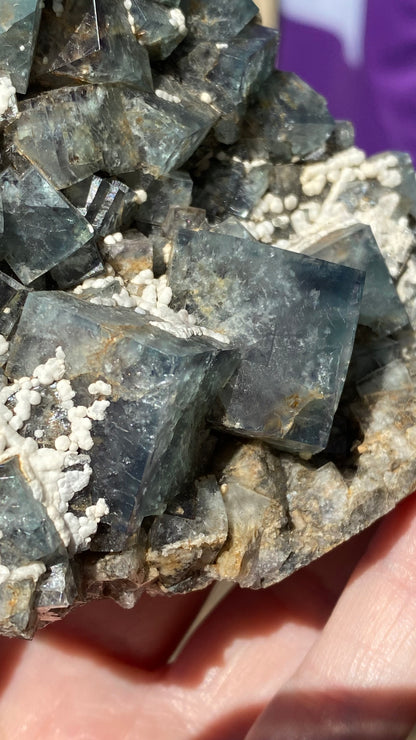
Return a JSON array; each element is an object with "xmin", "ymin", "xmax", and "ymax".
[
  {"xmin": 303, "ymin": 223, "xmax": 409, "ymax": 337},
  {"xmin": 1, "ymin": 0, "xmax": 416, "ymax": 638}
]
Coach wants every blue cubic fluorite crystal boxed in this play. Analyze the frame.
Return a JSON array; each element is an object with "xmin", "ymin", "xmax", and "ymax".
[
  {"xmin": 6, "ymin": 291, "xmax": 239, "ymax": 550},
  {"xmin": 49, "ymin": 239, "xmax": 104, "ymax": 289},
  {"xmin": 193, "ymin": 156, "xmax": 272, "ymax": 219},
  {"xmin": 168, "ymin": 229, "xmax": 364, "ymax": 455},
  {"xmin": 179, "ymin": 23, "xmax": 279, "ymax": 145},
  {"xmin": 63, "ymin": 175, "xmax": 135, "ymax": 236},
  {"xmin": 0, "ymin": 156, "xmax": 95, "ymax": 284},
  {"xmin": 304, "ymin": 224, "xmax": 409, "ymax": 337},
  {"xmin": 33, "ymin": 0, "xmax": 153, "ymax": 90},
  {"xmin": 181, "ymin": 0, "xmax": 259, "ymax": 41},
  {"xmin": 9, "ymin": 84, "xmax": 215, "ymax": 189},
  {"xmin": 0, "ymin": 456, "xmax": 63, "ymax": 569},
  {"xmin": 0, "ymin": 456, "xmax": 65, "ymax": 636},
  {"xmin": 120, "ymin": 170, "xmax": 193, "ymax": 228},
  {"xmin": 245, "ymin": 71, "xmax": 336, "ymax": 162},
  {"xmin": 128, "ymin": 0, "xmax": 187, "ymax": 60}
]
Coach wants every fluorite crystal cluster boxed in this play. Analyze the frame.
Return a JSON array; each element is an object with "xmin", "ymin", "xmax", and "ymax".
[{"xmin": 1, "ymin": 0, "xmax": 416, "ymax": 638}]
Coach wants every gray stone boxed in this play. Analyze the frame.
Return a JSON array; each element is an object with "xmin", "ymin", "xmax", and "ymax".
[{"xmin": 147, "ymin": 476, "xmax": 228, "ymax": 590}]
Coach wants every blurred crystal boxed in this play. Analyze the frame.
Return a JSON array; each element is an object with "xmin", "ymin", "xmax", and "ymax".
[{"xmin": 181, "ymin": 0, "xmax": 259, "ymax": 41}]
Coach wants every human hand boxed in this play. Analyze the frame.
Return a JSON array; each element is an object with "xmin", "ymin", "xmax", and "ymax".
[{"xmin": 1, "ymin": 493, "xmax": 416, "ymax": 740}]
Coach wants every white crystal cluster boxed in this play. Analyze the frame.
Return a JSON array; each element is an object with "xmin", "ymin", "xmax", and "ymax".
[
  {"xmin": 0, "ymin": 74, "xmax": 16, "ymax": 117},
  {"xmin": 0, "ymin": 346, "xmax": 110, "ymax": 566},
  {"xmin": 241, "ymin": 146, "xmax": 414, "ymax": 280}
]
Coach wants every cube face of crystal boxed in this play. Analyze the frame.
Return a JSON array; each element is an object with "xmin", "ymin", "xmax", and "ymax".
[
  {"xmin": 35, "ymin": 0, "xmax": 100, "ymax": 74},
  {"xmin": 49, "ymin": 239, "xmax": 104, "ymax": 289},
  {"xmin": 129, "ymin": 0, "xmax": 187, "ymax": 60},
  {"xmin": 207, "ymin": 24, "xmax": 279, "ymax": 105},
  {"xmin": 0, "ymin": 159, "xmax": 94, "ymax": 284},
  {"xmin": 304, "ymin": 224, "xmax": 409, "ymax": 337},
  {"xmin": 168, "ymin": 230, "xmax": 364, "ymax": 454},
  {"xmin": 6, "ymin": 291, "xmax": 238, "ymax": 550}
]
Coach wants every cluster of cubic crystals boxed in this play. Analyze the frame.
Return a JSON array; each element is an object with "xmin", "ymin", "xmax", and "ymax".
[{"xmin": 0, "ymin": 0, "xmax": 416, "ymax": 638}]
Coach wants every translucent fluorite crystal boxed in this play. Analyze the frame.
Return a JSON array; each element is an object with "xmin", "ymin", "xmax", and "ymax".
[
  {"xmin": 0, "ymin": 457, "xmax": 65, "ymax": 636},
  {"xmin": 6, "ymin": 291, "xmax": 239, "ymax": 550},
  {"xmin": 128, "ymin": 0, "xmax": 187, "ymax": 60},
  {"xmin": 304, "ymin": 224, "xmax": 409, "ymax": 337},
  {"xmin": 245, "ymin": 70, "xmax": 336, "ymax": 161},
  {"xmin": 181, "ymin": 0, "xmax": 258, "ymax": 41},
  {"xmin": 168, "ymin": 229, "xmax": 364, "ymax": 454},
  {"xmin": 10, "ymin": 83, "xmax": 215, "ymax": 190},
  {"xmin": 33, "ymin": 0, "xmax": 153, "ymax": 89},
  {"xmin": 0, "ymin": 271, "xmax": 28, "ymax": 338},
  {"xmin": 0, "ymin": 156, "xmax": 94, "ymax": 284},
  {"xmin": 63, "ymin": 176, "xmax": 134, "ymax": 236},
  {"xmin": 1, "ymin": 0, "xmax": 416, "ymax": 638}
]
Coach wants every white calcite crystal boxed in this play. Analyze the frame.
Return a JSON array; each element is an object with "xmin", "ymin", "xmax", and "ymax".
[{"xmin": 0, "ymin": 348, "xmax": 110, "ymax": 555}]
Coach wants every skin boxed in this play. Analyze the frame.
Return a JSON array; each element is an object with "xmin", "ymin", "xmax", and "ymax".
[{"xmin": 1, "ymin": 493, "xmax": 416, "ymax": 739}]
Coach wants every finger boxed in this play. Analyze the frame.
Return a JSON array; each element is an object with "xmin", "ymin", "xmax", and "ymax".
[
  {"xmin": 0, "ymin": 531, "xmax": 365, "ymax": 740},
  {"xmin": 37, "ymin": 589, "xmax": 210, "ymax": 670},
  {"xmin": 156, "ymin": 528, "xmax": 374, "ymax": 739},
  {"xmin": 247, "ymin": 492, "xmax": 416, "ymax": 740}
]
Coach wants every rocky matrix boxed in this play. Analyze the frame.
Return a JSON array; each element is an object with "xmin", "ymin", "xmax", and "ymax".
[{"xmin": 0, "ymin": 0, "xmax": 416, "ymax": 638}]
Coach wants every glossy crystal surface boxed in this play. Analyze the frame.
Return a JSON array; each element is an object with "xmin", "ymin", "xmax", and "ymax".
[
  {"xmin": 305, "ymin": 224, "xmax": 409, "ymax": 337},
  {"xmin": 10, "ymin": 84, "xmax": 214, "ymax": 189},
  {"xmin": 168, "ymin": 229, "xmax": 364, "ymax": 454},
  {"xmin": 0, "ymin": 156, "xmax": 94, "ymax": 284},
  {"xmin": 6, "ymin": 291, "xmax": 239, "ymax": 550}
]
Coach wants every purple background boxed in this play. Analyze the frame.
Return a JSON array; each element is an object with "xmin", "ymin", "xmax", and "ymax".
[{"xmin": 278, "ymin": 0, "xmax": 416, "ymax": 163}]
